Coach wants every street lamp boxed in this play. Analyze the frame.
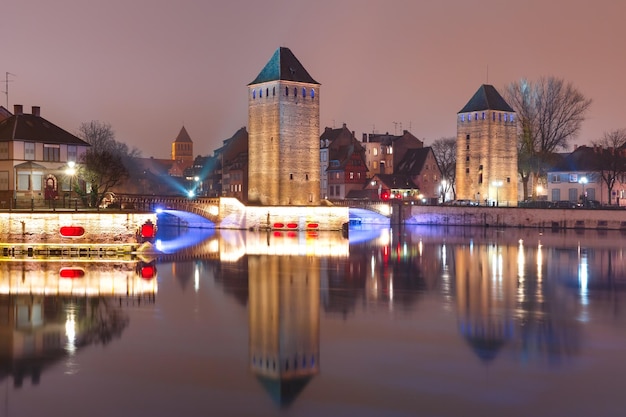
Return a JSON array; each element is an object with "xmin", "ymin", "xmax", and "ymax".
[
  {"xmin": 579, "ymin": 176, "xmax": 588, "ymax": 205},
  {"xmin": 66, "ymin": 161, "xmax": 76, "ymax": 208},
  {"xmin": 492, "ymin": 180, "xmax": 503, "ymax": 206}
]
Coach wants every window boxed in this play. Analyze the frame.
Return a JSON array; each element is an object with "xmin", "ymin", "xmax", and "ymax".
[
  {"xmin": 0, "ymin": 143, "xmax": 7, "ymax": 159},
  {"xmin": 373, "ymin": 147, "xmax": 378, "ymax": 156},
  {"xmin": 552, "ymin": 174, "xmax": 560, "ymax": 183},
  {"xmin": 259, "ymin": 89, "xmax": 262, "ymax": 98},
  {"xmin": 285, "ymin": 86, "xmax": 289, "ymax": 96},
  {"xmin": 302, "ymin": 87, "xmax": 306, "ymax": 97},
  {"xmin": 569, "ymin": 174, "xmax": 578, "ymax": 183},
  {"xmin": 330, "ymin": 186, "xmax": 334, "ymax": 196},
  {"xmin": 273, "ymin": 87, "xmax": 275, "ymax": 96},
  {"xmin": 25, "ymin": 142, "xmax": 35, "ymax": 160},
  {"xmin": 461, "ymin": 114, "xmax": 465, "ymax": 122},
  {"xmin": 0, "ymin": 171, "xmax": 8, "ymax": 190},
  {"xmin": 498, "ymin": 113, "xmax": 502, "ymax": 122},
  {"xmin": 504, "ymin": 114, "xmax": 508, "ymax": 122},
  {"xmin": 482, "ymin": 112, "xmax": 485, "ymax": 120},
  {"xmin": 349, "ymin": 172, "xmax": 354, "ymax": 180},
  {"xmin": 466, "ymin": 168, "xmax": 470, "ymax": 174},
  {"xmin": 311, "ymin": 89, "xmax": 315, "ymax": 99},
  {"xmin": 294, "ymin": 87, "xmax": 297, "ymax": 96},
  {"xmin": 17, "ymin": 173, "xmax": 30, "ymax": 190},
  {"xmin": 492, "ymin": 112, "xmax": 496, "ymax": 121},
  {"xmin": 336, "ymin": 185, "xmax": 340, "ymax": 196},
  {"xmin": 388, "ymin": 147, "xmax": 393, "ymax": 155},
  {"xmin": 44, "ymin": 144, "xmax": 60, "ymax": 162},
  {"xmin": 510, "ymin": 114, "xmax": 515, "ymax": 122},
  {"xmin": 465, "ymin": 156, "xmax": 469, "ymax": 162},
  {"xmin": 305, "ymin": 174, "xmax": 309, "ymax": 181},
  {"xmin": 507, "ymin": 177, "xmax": 511, "ymax": 183},
  {"xmin": 290, "ymin": 173, "xmax": 293, "ymax": 180},
  {"xmin": 373, "ymin": 161, "xmax": 378, "ymax": 169},
  {"xmin": 266, "ymin": 88, "xmax": 269, "ymax": 97},
  {"xmin": 466, "ymin": 134, "xmax": 470, "ymax": 140}
]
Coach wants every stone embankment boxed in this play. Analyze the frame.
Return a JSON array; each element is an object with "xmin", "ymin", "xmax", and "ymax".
[{"xmin": 403, "ymin": 205, "xmax": 626, "ymax": 230}]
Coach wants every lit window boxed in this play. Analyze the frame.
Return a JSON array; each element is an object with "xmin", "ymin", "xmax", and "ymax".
[
  {"xmin": 504, "ymin": 114, "xmax": 508, "ymax": 122},
  {"xmin": 373, "ymin": 148, "xmax": 378, "ymax": 156},
  {"xmin": 349, "ymin": 172, "xmax": 354, "ymax": 180},
  {"xmin": 311, "ymin": 89, "xmax": 315, "ymax": 99},
  {"xmin": 510, "ymin": 114, "xmax": 515, "ymax": 122},
  {"xmin": 259, "ymin": 89, "xmax": 262, "ymax": 98},
  {"xmin": 302, "ymin": 87, "xmax": 306, "ymax": 97},
  {"xmin": 461, "ymin": 114, "xmax": 465, "ymax": 122},
  {"xmin": 492, "ymin": 112, "xmax": 496, "ymax": 121},
  {"xmin": 24, "ymin": 142, "xmax": 35, "ymax": 160}
]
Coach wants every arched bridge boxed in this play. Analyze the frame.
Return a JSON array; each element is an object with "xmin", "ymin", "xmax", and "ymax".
[{"xmin": 113, "ymin": 194, "xmax": 390, "ymax": 230}]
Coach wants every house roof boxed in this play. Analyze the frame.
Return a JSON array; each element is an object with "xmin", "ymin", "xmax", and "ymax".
[
  {"xmin": 372, "ymin": 174, "xmax": 417, "ymax": 189},
  {"xmin": 249, "ymin": 47, "xmax": 319, "ymax": 85},
  {"xmin": 322, "ymin": 125, "xmax": 366, "ymax": 171},
  {"xmin": 549, "ymin": 146, "xmax": 597, "ymax": 171},
  {"xmin": 174, "ymin": 126, "xmax": 193, "ymax": 143},
  {"xmin": 0, "ymin": 113, "xmax": 89, "ymax": 146},
  {"xmin": 395, "ymin": 147, "xmax": 435, "ymax": 175},
  {"xmin": 458, "ymin": 84, "xmax": 514, "ymax": 113}
]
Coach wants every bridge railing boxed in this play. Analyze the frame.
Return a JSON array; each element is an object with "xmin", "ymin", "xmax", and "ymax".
[{"xmin": 328, "ymin": 199, "xmax": 392, "ymax": 217}]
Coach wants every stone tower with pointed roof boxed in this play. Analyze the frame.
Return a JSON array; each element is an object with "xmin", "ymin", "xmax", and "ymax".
[
  {"xmin": 171, "ymin": 126, "xmax": 193, "ymax": 162},
  {"xmin": 248, "ymin": 47, "xmax": 321, "ymax": 205},
  {"xmin": 456, "ymin": 85, "xmax": 518, "ymax": 205}
]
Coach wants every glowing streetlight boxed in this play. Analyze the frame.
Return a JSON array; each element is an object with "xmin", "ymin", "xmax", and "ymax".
[
  {"xmin": 579, "ymin": 176, "xmax": 588, "ymax": 204},
  {"xmin": 492, "ymin": 180, "xmax": 503, "ymax": 206}
]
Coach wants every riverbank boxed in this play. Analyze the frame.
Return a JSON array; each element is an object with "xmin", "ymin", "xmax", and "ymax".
[{"xmin": 403, "ymin": 205, "xmax": 626, "ymax": 230}]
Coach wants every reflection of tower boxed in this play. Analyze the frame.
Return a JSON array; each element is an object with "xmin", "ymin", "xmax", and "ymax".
[
  {"xmin": 248, "ymin": 255, "xmax": 320, "ymax": 407},
  {"xmin": 454, "ymin": 243, "xmax": 516, "ymax": 363},
  {"xmin": 248, "ymin": 47, "xmax": 321, "ymax": 205}
]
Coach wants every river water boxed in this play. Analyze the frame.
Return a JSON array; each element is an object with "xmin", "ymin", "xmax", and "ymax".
[{"xmin": 1, "ymin": 225, "xmax": 626, "ymax": 417}]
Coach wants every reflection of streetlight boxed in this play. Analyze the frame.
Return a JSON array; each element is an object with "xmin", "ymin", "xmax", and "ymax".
[
  {"xmin": 492, "ymin": 180, "xmax": 503, "ymax": 206},
  {"xmin": 579, "ymin": 176, "xmax": 588, "ymax": 204},
  {"xmin": 66, "ymin": 161, "xmax": 76, "ymax": 208}
]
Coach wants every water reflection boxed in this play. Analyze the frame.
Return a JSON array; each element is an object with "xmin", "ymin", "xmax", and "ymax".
[{"xmin": 0, "ymin": 260, "xmax": 157, "ymax": 388}]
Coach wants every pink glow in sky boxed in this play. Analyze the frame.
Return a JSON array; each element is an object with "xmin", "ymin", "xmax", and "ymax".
[{"xmin": 3, "ymin": 0, "xmax": 625, "ymax": 158}]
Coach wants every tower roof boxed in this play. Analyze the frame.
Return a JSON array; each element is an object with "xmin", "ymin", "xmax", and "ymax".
[
  {"xmin": 458, "ymin": 84, "xmax": 514, "ymax": 113},
  {"xmin": 249, "ymin": 47, "xmax": 319, "ymax": 85},
  {"xmin": 174, "ymin": 126, "xmax": 192, "ymax": 143}
]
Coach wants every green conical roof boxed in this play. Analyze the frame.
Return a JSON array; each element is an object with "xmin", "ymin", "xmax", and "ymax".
[
  {"xmin": 458, "ymin": 84, "xmax": 514, "ymax": 113},
  {"xmin": 249, "ymin": 47, "xmax": 319, "ymax": 85}
]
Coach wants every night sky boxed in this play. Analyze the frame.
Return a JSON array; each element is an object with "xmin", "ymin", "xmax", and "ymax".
[{"xmin": 3, "ymin": 0, "xmax": 625, "ymax": 158}]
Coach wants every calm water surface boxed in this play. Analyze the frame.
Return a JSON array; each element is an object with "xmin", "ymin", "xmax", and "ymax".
[{"xmin": 2, "ymin": 225, "xmax": 626, "ymax": 417}]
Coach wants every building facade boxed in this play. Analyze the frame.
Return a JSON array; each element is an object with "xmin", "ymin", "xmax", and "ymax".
[
  {"xmin": 456, "ymin": 85, "xmax": 518, "ymax": 206},
  {"xmin": 248, "ymin": 47, "xmax": 320, "ymax": 206},
  {"xmin": 0, "ymin": 105, "xmax": 90, "ymax": 208},
  {"xmin": 361, "ymin": 130, "xmax": 423, "ymax": 177},
  {"xmin": 171, "ymin": 126, "xmax": 194, "ymax": 163}
]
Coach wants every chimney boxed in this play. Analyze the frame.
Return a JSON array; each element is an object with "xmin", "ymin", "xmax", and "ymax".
[
  {"xmin": 14, "ymin": 104, "xmax": 23, "ymax": 115},
  {"xmin": 32, "ymin": 106, "xmax": 40, "ymax": 117},
  {"xmin": 362, "ymin": 133, "xmax": 367, "ymax": 142}
]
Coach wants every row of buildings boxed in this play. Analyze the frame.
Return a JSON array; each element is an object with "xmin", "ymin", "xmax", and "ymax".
[{"xmin": 1, "ymin": 47, "xmax": 625, "ymax": 208}]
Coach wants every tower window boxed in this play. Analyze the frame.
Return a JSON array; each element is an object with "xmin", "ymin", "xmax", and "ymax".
[
  {"xmin": 510, "ymin": 114, "xmax": 515, "ymax": 122},
  {"xmin": 252, "ymin": 90, "xmax": 256, "ymax": 99},
  {"xmin": 266, "ymin": 88, "xmax": 269, "ymax": 97},
  {"xmin": 465, "ymin": 168, "xmax": 470, "ymax": 174},
  {"xmin": 461, "ymin": 114, "xmax": 465, "ymax": 122},
  {"xmin": 474, "ymin": 113, "xmax": 478, "ymax": 121},
  {"xmin": 504, "ymin": 114, "xmax": 508, "ymax": 122},
  {"xmin": 466, "ymin": 134, "xmax": 470, "ymax": 140},
  {"xmin": 305, "ymin": 174, "xmax": 309, "ymax": 180},
  {"xmin": 272, "ymin": 87, "xmax": 275, "ymax": 96},
  {"xmin": 302, "ymin": 87, "xmax": 306, "ymax": 97},
  {"xmin": 492, "ymin": 112, "xmax": 496, "ymax": 121},
  {"xmin": 482, "ymin": 112, "xmax": 485, "ymax": 120},
  {"xmin": 466, "ymin": 156, "xmax": 469, "ymax": 162},
  {"xmin": 259, "ymin": 89, "xmax": 262, "ymax": 98},
  {"xmin": 290, "ymin": 173, "xmax": 293, "ymax": 180},
  {"xmin": 286, "ymin": 86, "xmax": 289, "ymax": 96},
  {"xmin": 499, "ymin": 113, "xmax": 502, "ymax": 122},
  {"xmin": 294, "ymin": 87, "xmax": 298, "ymax": 96},
  {"xmin": 311, "ymin": 89, "xmax": 315, "ymax": 99}
]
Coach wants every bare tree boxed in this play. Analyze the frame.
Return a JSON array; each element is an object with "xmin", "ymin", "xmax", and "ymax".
[
  {"xmin": 431, "ymin": 136, "xmax": 456, "ymax": 201},
  {"xmin": 505, "ymin": 77, "xmax": 592, "ymax": 199},
  {"xmin": 592, "ymin": 129, "xmax": 626, "ymax": 205},
  {"xmin": 77, "ymin": 121, "xmax": 140, "ymax": 207}
]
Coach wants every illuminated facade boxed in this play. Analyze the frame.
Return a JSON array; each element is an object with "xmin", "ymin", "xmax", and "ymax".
[
  {"xmin": 248, "ymin": 47, "xmax": 321, "ymax": 205},
  {"xmin": 0, "ymin": 105, "xmax": 90, "ymax": 208},
  {"xmin": 456, "ymin": 85, "xmax": 518, "ymax": 206}
]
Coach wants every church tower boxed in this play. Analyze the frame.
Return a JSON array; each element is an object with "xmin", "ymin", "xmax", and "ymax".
[
  {"xmin": 456, "ymin": 85, "xmax": 518, "ymax": 206},
  {"xmin": 171, "ymin": 126, "xmax": 193, "ymax": 162},
  {"xmin": 248, "ymin": 47, "xmax": 321, "ymax": 206}
]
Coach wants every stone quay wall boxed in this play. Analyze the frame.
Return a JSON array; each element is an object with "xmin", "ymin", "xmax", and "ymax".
[
  {"xmin": 403, "ymin": 205, "xmax": 626, "ymax": 230},
  {"xmin": 0, "ymin": 211, "xmax": 156, "ymax": 243}
]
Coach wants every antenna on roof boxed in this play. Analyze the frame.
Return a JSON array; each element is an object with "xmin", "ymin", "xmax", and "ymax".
[
  {"xmin": 2, "ymin": 72, "xmax": 15, "ymax": 109},
  {"xmin": 486, "ymin": 65, "xmax": 489, "ymax": 84},
  {"xmin": 392, "ymin": 121, "xmax": 398, "ymax": 135}
]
